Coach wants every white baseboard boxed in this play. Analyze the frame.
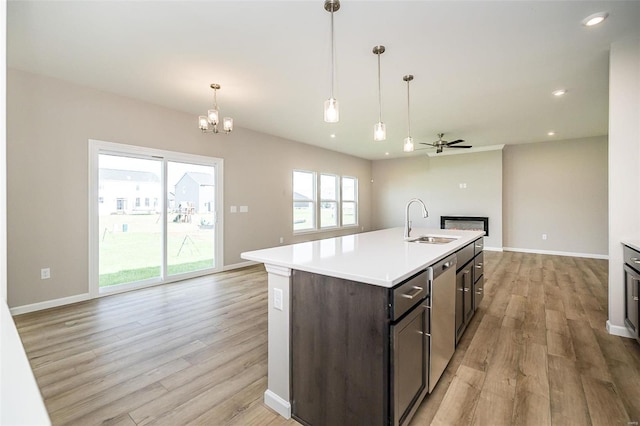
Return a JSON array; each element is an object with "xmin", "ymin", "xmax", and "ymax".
[
  {"xmin": 264, "ymin": 389, "xmax": 291, "ymax": 419},
  {"xmin": 10, "ymin": 293, "xmax": 90, "ymax": 316},
  {"xmin": 223, "ymin": 260, "xmax": 259, "ymax": 271},
  {"xmin": 483, "ymin": 246, "xmax": 503, "ymax": 252},
  {"xmin": 502, "ymin": 246, "xmax": 608, "ymax": 260},
  {"xmin": 606, "ymin": 320, "xmax": 636, "ymax": 338}
]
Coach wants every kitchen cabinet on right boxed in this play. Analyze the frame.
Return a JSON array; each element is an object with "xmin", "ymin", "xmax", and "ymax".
[
  {"xmin": 455, "ymin": 237, "xmax": 484, "ymax": 345},
  {"xmin": 623, "ymin": 244, "xmax": 640, "ymax": 343}
]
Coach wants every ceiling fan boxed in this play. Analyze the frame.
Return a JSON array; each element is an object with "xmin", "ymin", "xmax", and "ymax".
[{"xmin": 419, "ymin": 133, "xmax": 473, "ymax": 154}]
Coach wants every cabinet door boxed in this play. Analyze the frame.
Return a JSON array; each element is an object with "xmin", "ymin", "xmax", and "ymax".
[
  {"xmin": 455, "ymin": 270, "xmax": 464, "ymax": 339},
  {"xmin": 624, "ymin": 264, "xmax": 639, "ymax": 338},
  {"xmin": 392, "ymin": 304, "xmax": 428, "ymax": 426},
  {"xmin": 463, "ymin": 268, "xmax": 474, "ymax": 324},
  {"xmin": 474, "ymin": 274, "xmax": 484, "ymax": 310}
]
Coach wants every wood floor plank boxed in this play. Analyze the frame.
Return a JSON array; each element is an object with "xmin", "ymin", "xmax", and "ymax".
[
  {"xmin": 548, "ymin": 354, "xmax": 592, "ymax": 425},
  {"xmin": 581, "ymin": 375, "xmax": 630, "ymax": 426},
  {"xmin": 480, "ymin": 326, "xmax": 521, "ymax": 400},
  {"xmin": 431, "ymin": 365, "xmax": 484, "ymax": 426}
]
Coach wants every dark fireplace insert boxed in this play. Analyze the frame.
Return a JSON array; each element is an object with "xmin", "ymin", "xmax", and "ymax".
[{"xmin": 440, "ymin": 216, "xmax": 489, "ymax": 236}]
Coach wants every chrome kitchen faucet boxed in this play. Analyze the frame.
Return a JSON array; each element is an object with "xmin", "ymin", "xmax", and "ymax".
[{"xmin": 404, "ymin": 198, "xmax": 429, "ymax": 239}]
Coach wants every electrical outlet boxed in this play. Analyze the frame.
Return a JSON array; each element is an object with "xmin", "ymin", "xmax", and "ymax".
[
  {"xmin": 41, "ymin": 268, "xmax": 50, "ymax": 280},
  {"xmin": 273, "ymin": 288, "xmax": 283, "ymax": 311},
  {"xmin": 279, "ymin": 237, "xmax": 284, "ymax": 244},
  {"xmin": 542, "ymin": 234, "xmax": 548, "ymax": 240}
]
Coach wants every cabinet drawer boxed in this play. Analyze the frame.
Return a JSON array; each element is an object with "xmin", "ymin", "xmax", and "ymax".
[
  {"xmin": 624, "ymin": 245, "xmax": 640, "ymax": 272},
  {"xmin": 474, "ymin": 252, "xmax": 484, "ymax": 282},
  {"xmin": 456, "ymin": 242, "xmax": 475, "ymax": 270},
  {"xmin": 392, "ymin": 269, "xmax": 429, "ymax": 321},
  {"xmin": 474, "ymin": 238, "xmax": 484, "ymax": 255}
]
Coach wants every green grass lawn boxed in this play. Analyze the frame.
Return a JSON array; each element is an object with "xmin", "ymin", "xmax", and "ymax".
[{"xmin": 99, "ymin": 213, "xmax": 215, "ymax": 287}]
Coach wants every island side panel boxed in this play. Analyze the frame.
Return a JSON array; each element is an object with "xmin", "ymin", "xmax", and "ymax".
[
  {"xmin": 291, "ymin": 270, "xmax": 390, "ymax": 426},
  {"xmin": 263, "ymin": 264, "xmax": 293, "ymax": 419}
]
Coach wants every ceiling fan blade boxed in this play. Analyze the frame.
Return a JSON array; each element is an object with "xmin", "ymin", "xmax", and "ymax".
[
  {"xmin": 446, "ymin": 139, "xmax": 465, "ymax": 145},
  {"xmin": 418, "ymin": 142, "xmax": 435, "ymax": 146},
  {"xmin": 448, "ymin": 145, "xmax": 473, "ymax": 148}
]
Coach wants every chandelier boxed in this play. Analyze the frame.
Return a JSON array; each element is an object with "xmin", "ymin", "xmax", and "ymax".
[{"xmin": 198, "ymin": 83, "xmax": 233, "ymax": 134}]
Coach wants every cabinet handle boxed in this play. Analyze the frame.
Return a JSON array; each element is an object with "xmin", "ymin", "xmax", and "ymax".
[
  {"xmin": 475, "ymin": 244, "xmax": 483, "ymax": 248},
  {"xmin": 401, "ymin": 286, "xmax": 423, "ymax": 300},
  {"xmin": 476, "ymin": 264, "xmax": 483, "ymax": 269},
  {"xmin": 632, "ymin": 257, "xmax": 640, "ymax": 264},
  {"xmin": 418, "ymin": 330, "xmax": 432, "ymax": 337},
  {"xmin": 463, "ymin": 288, "xmax": 470, "ymax": 292},
  {"xmin": 476, "ymin": 289, "xmax": 483, "ymax": 295}
]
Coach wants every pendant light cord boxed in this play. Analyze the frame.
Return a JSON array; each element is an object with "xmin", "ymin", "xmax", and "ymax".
[
  {"xmin": 330, "ymin": 10, "xmax": 335, "ymax": 99},
  {"xmin": 406, "ymin": 79, "xmax": 412, "ymax": 138},
  {"xmin": 377, "ymin": 53, "xmax": 382, "ymax": 123}
]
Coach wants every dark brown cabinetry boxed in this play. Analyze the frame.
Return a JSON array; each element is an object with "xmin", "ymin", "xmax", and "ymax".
[
  {"xmin": 623, "ymin": 245, "xmax": 640, "ymax": 343},
  {"xmin": 291, "ymin": 268, "xmax": 432, "ymax": 426},
  {"xmin": 455, "ymin": 237, "xmax": 484, "ymax": 344},
  {"xmin": 473, "ymin": 240, "xmax": 485, "ymax": 309}
]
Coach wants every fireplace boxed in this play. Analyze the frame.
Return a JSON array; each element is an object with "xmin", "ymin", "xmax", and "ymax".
[{"xmin": 440, "ymin": 216, "xmax": 489, "ymax": 236}]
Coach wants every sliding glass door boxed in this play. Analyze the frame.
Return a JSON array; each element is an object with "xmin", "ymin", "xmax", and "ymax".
[
  {"xmin": 89, "ymin": 140, "xmax": 223, "ymax": 296},
  {"xmin": 98, "ymin": 154, "xmax": 163, "ymax": 287},
  {"xmin": 167, "ymin": 161, "xmax": 216, "ymax": 276}
]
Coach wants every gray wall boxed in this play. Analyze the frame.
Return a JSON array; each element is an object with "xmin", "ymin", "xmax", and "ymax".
[
  {"xmin": 503, "ymin": 136, "xmax": 608, "ymax": 256},
  {"xmin": 7, "ymin": 69, "xmax": 372, "ymax": 308},
  {"xmin": 371, "ymin": 150, "xmax": 503, "ymax": 249}
]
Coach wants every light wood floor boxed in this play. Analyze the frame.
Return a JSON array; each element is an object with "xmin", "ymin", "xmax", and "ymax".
[{"xmin": 14, "ymin": 251, "xmax": 640, "ymax": 425}]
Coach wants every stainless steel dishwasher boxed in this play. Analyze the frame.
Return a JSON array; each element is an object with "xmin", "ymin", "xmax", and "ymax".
[{"xmin": 428, "ymin": 253, "xmax": 457, "ymax": 393}]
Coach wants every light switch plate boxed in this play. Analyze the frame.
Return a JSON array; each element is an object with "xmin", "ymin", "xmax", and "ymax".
[
  {"xmin": 240, "ymin": 205, "xmax": 248, "ymax": 213},
  {"xmin": 230, "ymin": 206, "xmax": 237, "ymax": 213}
]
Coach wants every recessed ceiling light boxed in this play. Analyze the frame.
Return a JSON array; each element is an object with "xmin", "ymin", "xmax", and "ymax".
[
  {"xmin": 582, "ymin": 12, "xmax": 608, "ymax": 27},
  {"xmin": 547, "ymin": 131, "xmax": 556, "ymax": 136},
  {"xmin": 385, "ymin": 152, "xmax": 389, "ymax": 156},
  {"xmin": 552, "ymin": 89, "xmax": 567, "ymax": 97},
  {"xmin": 330, "ymin": 133, "xmax": 336, "ymax": 139}
]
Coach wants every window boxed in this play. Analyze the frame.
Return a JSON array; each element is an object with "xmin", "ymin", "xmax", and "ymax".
[
  {"xmin": 293, "ymin": 170, "xmax": 358, "ymax": 232},
  {"xmin": 293, "ymin": 170, "xmax": 315, "ymax": 231},
  {"xmin": 320, "ymin": 174, "xmax": 338, "ymax": 228},
  {"xmin": 342, "ymin": 176, "xmax": 358, "ymax": 226}
]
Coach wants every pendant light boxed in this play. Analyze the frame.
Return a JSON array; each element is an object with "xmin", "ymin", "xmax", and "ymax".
[
  {"xmin": 324, "ymin": 0, "xmax": 340, "ymax": 123},
  {"xmin": 403, "ymin": 75, "xmax": 415, "ymax": 152},
  {"xmin": 373, "ymin": 45, "xmax": 386, "ymax": 141}
]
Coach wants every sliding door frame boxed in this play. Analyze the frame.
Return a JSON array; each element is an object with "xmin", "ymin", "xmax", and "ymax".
[{"xmin": 88, "ymin": 139, "xmax": 224, "ymax": 298}]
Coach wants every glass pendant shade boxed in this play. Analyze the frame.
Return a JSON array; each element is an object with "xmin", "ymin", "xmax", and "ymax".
[
  {"xmin": 207, "ymin": 108, "xmax": 219, "ymax": 125},
  {"xmin": 198, "ymin": 116, "xmax": 209, "ymax": 131},
  {"xmin": 324, "ymin": 98, "xmax": 339, "ymax": 123},
  {"xmin": 403, "ymin": 136, "xmax": 414, "ymax": 152},
  {"xmin": 223, "ymin": 117, "xmax": 233, "ymax": 133},
  {"xmin": 374, "ymin": 122, "xmax": 386, "ymax": 141}
]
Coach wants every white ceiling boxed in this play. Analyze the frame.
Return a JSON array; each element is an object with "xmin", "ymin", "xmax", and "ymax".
[{"xmin": 7, "ymin": 1, "xmax": 640, "ymax": 160}]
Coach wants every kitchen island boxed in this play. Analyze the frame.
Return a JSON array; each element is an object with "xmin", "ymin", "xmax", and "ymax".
[{"xmin": 241, "ymin": 227, "xmax": 484, "ymax": 425}]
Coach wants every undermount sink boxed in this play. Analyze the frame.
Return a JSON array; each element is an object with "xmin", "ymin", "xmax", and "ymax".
[{"xmin": 408, "ymin": 235, "xmax": 458, "ymax": 244}]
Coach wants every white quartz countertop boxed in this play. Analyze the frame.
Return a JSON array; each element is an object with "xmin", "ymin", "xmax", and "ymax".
[{"xmin": 241, "ymin": 227, "xmax": 484, "ymax": 288}]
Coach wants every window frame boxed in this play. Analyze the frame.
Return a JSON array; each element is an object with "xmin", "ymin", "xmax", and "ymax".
[
  {"xmin": 292, "ymin": 170, "xmax": 359, "ymax": 233},
  {"xmin": 319, "ymin": 173, "xmax": 339, "ymax": 229},
  {"xmin": 341, "ymin": 175, "xmax": 359, "ymax": 228},
  {"xmin": 293, "ymin": 169, "xmax": 317, "ymax": 233}
]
